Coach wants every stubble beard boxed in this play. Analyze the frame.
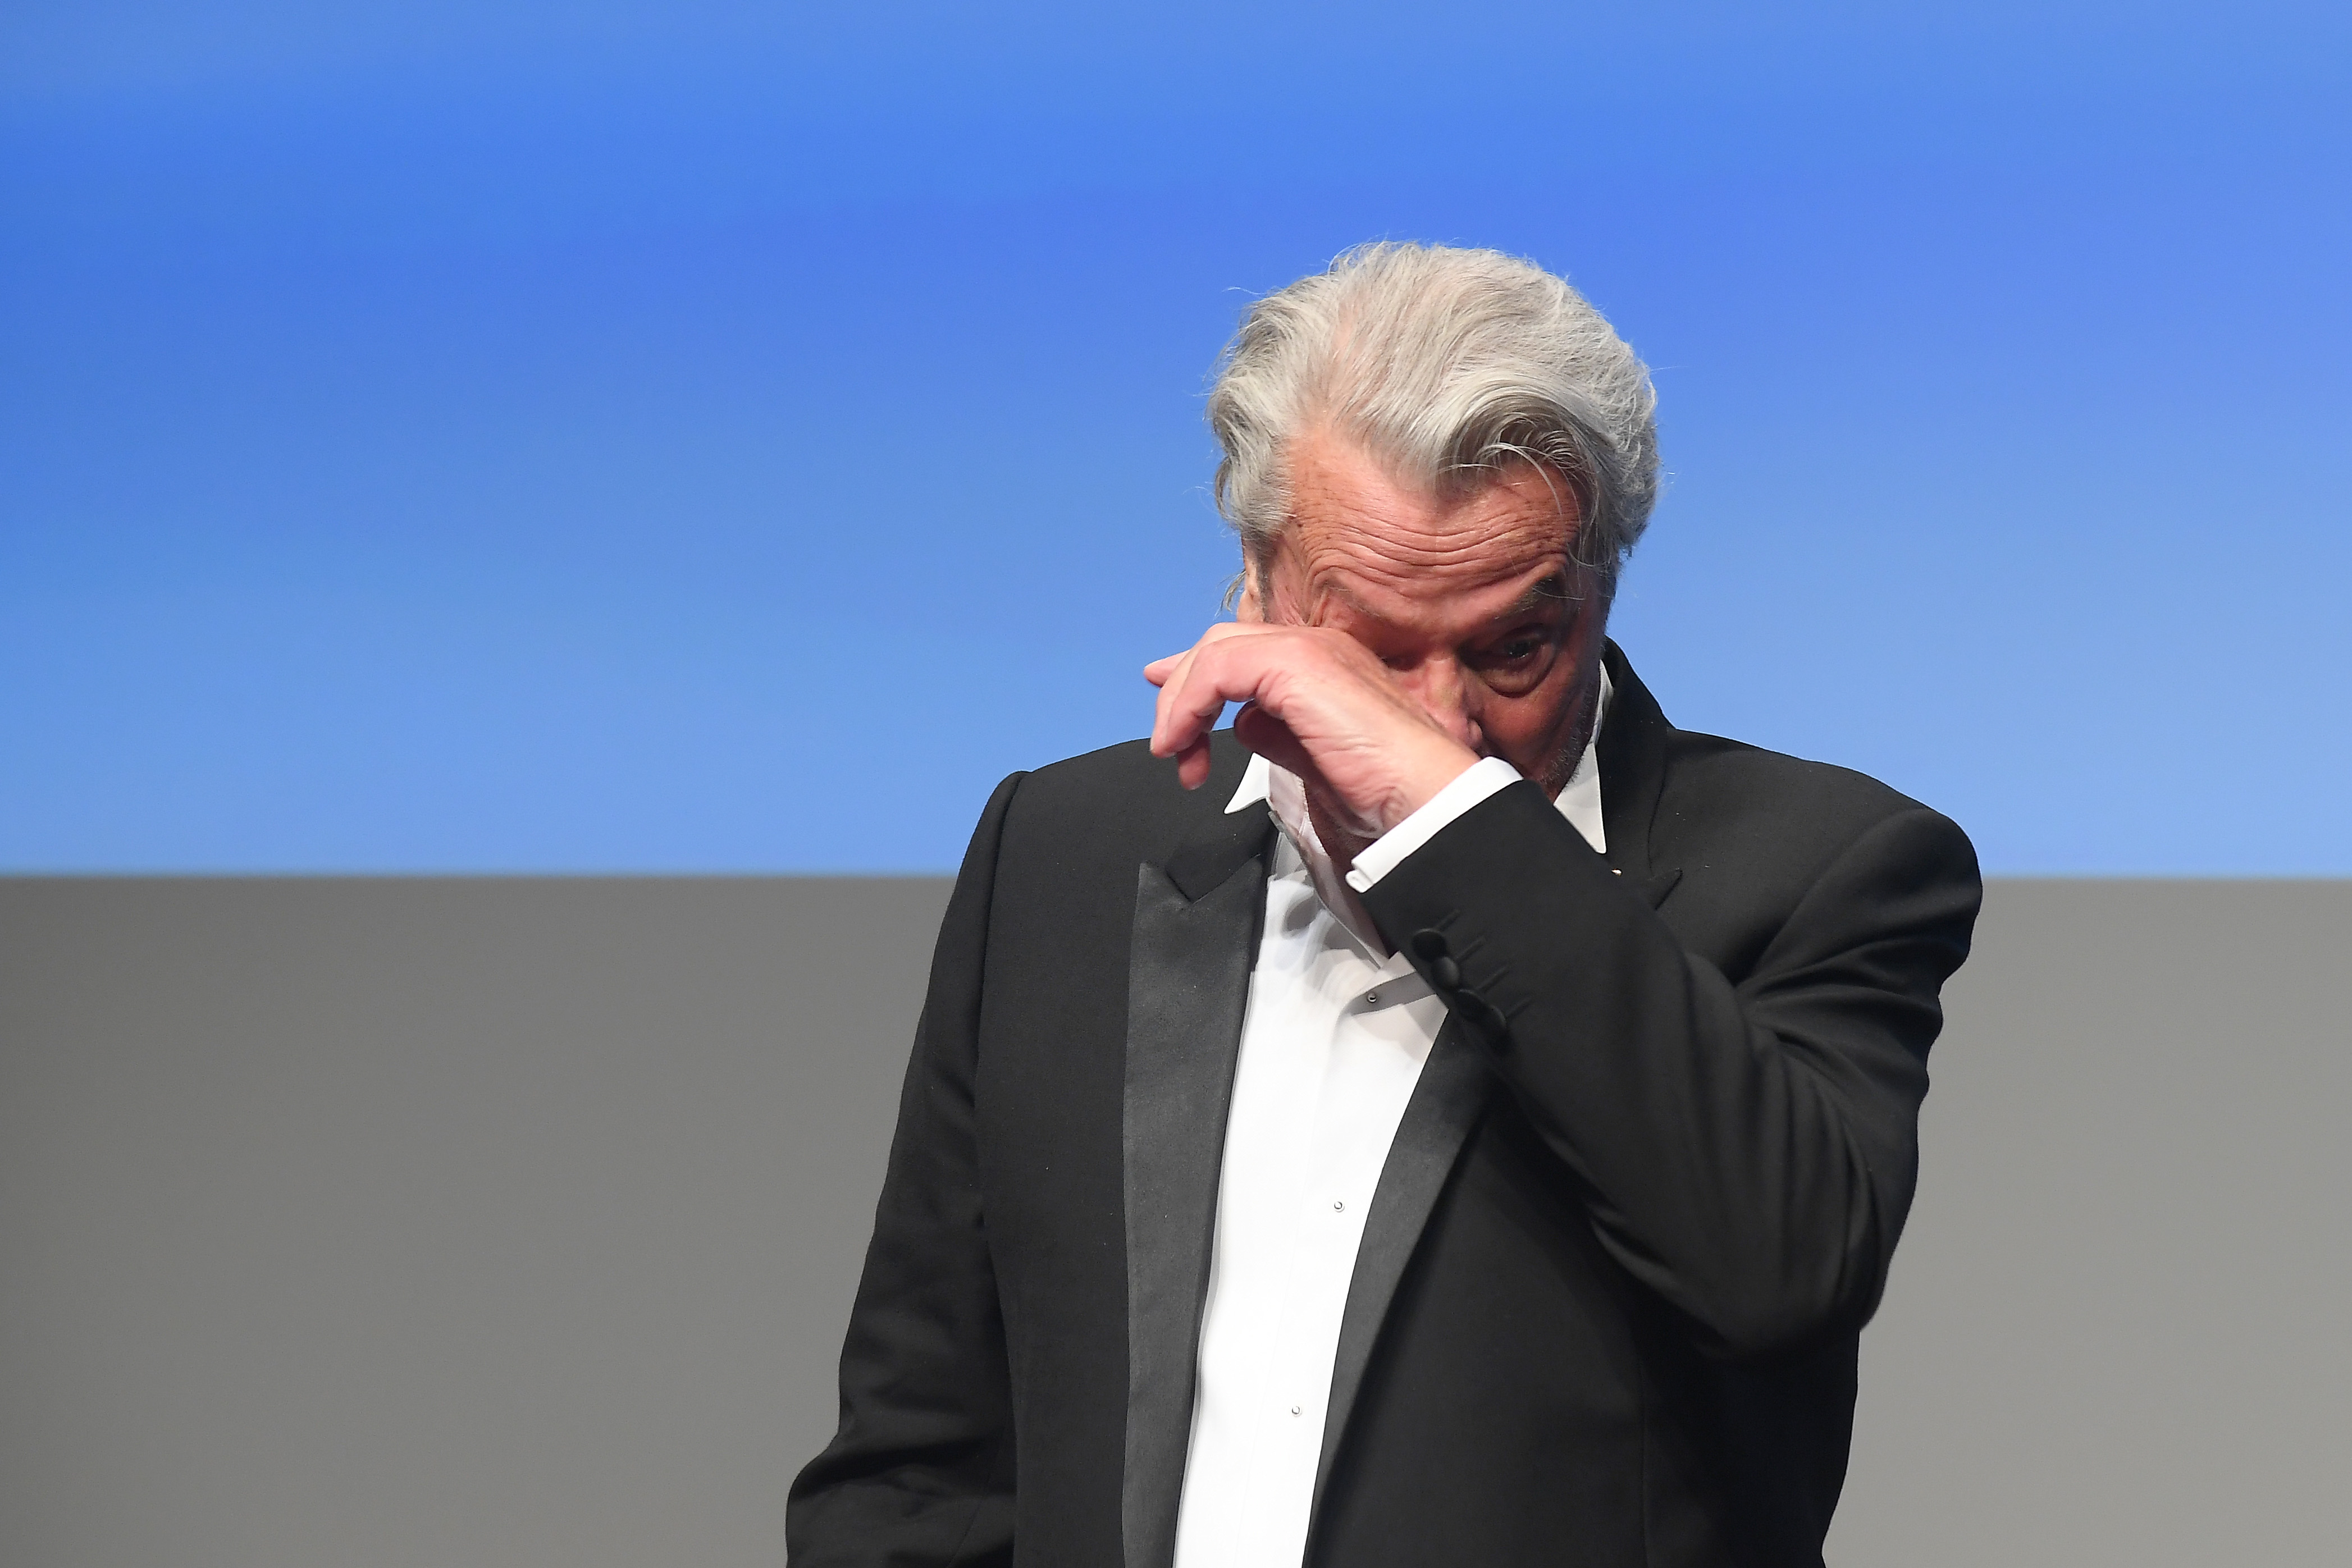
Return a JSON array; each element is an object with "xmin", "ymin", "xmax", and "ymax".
[{"xmin": 1534, "ymin": 669, "xmax": 1606, "ymax": 802}]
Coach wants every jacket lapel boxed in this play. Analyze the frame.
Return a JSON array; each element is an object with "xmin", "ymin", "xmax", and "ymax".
[
  {"xmin": 1600, "ymin": 641, "xmax": 1682, "ymax": 908},
  {"xmin": 1122, "ymin": 796, "xmax": 1275, "ymax": 1568},
  {"xmin": 1309, "ymin": 1015, "xmax": 1491, "ymax": 1518}
]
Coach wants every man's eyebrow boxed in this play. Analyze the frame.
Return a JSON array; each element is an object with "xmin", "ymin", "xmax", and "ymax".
[{"xmin": 1500, "ymin": 572, "xmax": 1577, "ymax": 618}]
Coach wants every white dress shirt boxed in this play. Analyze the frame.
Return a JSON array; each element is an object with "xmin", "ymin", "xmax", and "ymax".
[{"xmin": 1168, "ymin": 670, "xmax": 1611, "ymax": 1568}]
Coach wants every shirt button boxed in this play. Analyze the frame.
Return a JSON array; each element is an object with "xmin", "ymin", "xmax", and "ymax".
[
  {"xmin": 1331, "ymin": 1199, "xmax": 1345, "ymax": 1212},
  {"xmin": 1290, "ymin": 1405, "xmax": 1302, "ymax": 1416}
]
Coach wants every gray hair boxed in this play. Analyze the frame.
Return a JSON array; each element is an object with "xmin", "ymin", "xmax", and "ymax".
[{"xmin": 1207, "ymin": 242, "xmax": 1660, "ymax": 597}]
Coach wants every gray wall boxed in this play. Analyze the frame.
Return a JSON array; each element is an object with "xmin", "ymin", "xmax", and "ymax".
[{"xmin": 2, "ymin": 878, "xmax": 2347, "ymax": 1565}]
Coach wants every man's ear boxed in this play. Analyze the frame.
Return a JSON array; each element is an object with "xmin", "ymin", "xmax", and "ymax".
[{"xmin": 1233, "ymin": 558, "xmax": 1266, "ymax": 623}]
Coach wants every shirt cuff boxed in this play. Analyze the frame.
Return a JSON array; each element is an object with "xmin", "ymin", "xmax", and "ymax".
[{"xmin": 1345, "ymin": 756, "xmax": 1524, "ymax": 893}]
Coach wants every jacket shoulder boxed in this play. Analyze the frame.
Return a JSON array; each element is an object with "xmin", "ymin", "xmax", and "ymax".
[
  {"xmin": 1666, "ymin": 728, "xmax": 1930, "ymax": 828},
  {"xmin": 1654, "ymin": 728, "xmax": 1974, "ymax": 904},
  {"xmin": 993, "ymin": 730, "xmax": 1252, "ymax": 877}
]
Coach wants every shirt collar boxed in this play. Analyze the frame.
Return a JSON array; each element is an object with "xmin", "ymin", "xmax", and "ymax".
[
  {"xmin": 1225, "ymin": 749, "xmax": 1274, "ymax": 813},
  {"xmin": 1554, "ymin": 660, "xmax": 1611, "ymax": 855}
]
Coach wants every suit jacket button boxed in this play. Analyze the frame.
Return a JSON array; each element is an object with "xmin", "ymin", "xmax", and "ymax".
[
  {"xmin": 1430, "ymin": 954, "xmax": 1462, "ymax": 990},
  {"xmin": 1409, "ymin": 927, "xmax": 1450, "ymax": 963},
  {"xmin": 1454, "ymin": 988, "xmax": 1509, "ymax": 1038}
]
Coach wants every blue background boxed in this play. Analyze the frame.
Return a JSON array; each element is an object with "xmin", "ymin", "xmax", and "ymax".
[{"xmin": 4, "ymin": 3, "xmax": 2345, "ymax": 872}]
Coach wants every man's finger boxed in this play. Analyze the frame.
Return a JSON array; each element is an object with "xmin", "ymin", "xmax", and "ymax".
[
  {"xmin": 1149, "ymin": 643, "xmax": 1204, "ymax": 755},
  {"xmin": 1149, "ymin": 620, "xmax": 1273, "ymax": 685},
  {"xmin": 1156, "ymin": 634, "xmax": 1267, "ymax": 761},
  {"xmin": 1174, "ymin": 735, "xmax": 1214, "ymax": 790},
  {"xmin": 1151, "ymin": 627, "xmax": 1267, "ymax": 757}
]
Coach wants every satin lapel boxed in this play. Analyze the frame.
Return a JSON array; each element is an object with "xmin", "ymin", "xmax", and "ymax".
[
  {"xmin": 1308, "ymin": 1016, "xmax": 1491, "ymax": 1523},
  {"xmin": 1599, "ymin": 640, "xmax": 1677, "ymax": 890},
  {"xmin": 1121, "ymin": 799, "xmax": 1273, "ymax": 1568}
]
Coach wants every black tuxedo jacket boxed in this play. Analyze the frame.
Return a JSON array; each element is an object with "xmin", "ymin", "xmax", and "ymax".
[{"xmin": 789, "ymin": 644, "xmax": 1980, "ymax": 1567}]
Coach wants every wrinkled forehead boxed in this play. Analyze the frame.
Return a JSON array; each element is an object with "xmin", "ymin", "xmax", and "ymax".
[{"xmin": 1264, "ymin": 441, "xmax": 1589, "ymax": 633}]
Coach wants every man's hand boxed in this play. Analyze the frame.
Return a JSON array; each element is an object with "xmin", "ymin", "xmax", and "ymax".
[{"xmin": 1145, "ymin": 622, "xmax": 1481, "ymax": 843}]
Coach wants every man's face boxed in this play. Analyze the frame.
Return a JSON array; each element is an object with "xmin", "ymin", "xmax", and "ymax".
[{"xmin": 1245, "ymin": 428, "xmax": 1608, "ymax": 798}]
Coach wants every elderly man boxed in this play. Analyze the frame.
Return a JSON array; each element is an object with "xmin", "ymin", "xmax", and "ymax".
[{"xmin": 788, "ymin": 244, "xmax": 1981, "ymax": 1568}]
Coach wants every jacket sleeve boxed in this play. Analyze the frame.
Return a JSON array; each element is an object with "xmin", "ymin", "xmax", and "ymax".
[
  {"xmin": 787, "ymin": 772, "xmax": 1026, "ymax": 1566},
  {"xmin": 1358, "ymin": 780, "xmax": 1981, "ymax": 1363}
]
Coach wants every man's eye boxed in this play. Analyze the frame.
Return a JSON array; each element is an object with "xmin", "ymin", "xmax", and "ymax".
[{"xmin": 1491, "ymin": 637, "xmax": 1543, "ymax": 663}]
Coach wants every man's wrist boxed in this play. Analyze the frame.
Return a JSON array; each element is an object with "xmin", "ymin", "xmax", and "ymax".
[
  {"xmin": 1348, "ymin": 756, "xmax": 1524, "ymax": 893},
  {"xmin": 1378, "ymin": 734, "xmax": 1487, "ymax": 830}
]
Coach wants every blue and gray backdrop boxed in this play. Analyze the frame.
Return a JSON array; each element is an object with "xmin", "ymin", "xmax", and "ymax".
[{"xmin": 4, "ymin": 4, "xmax": 2346, "ymax": 1565}]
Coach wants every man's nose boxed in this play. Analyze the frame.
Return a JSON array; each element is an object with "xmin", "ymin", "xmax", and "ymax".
[{"xmin": 1401, "ymin": 657, "xmax": 1482, "ymax": 750}]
